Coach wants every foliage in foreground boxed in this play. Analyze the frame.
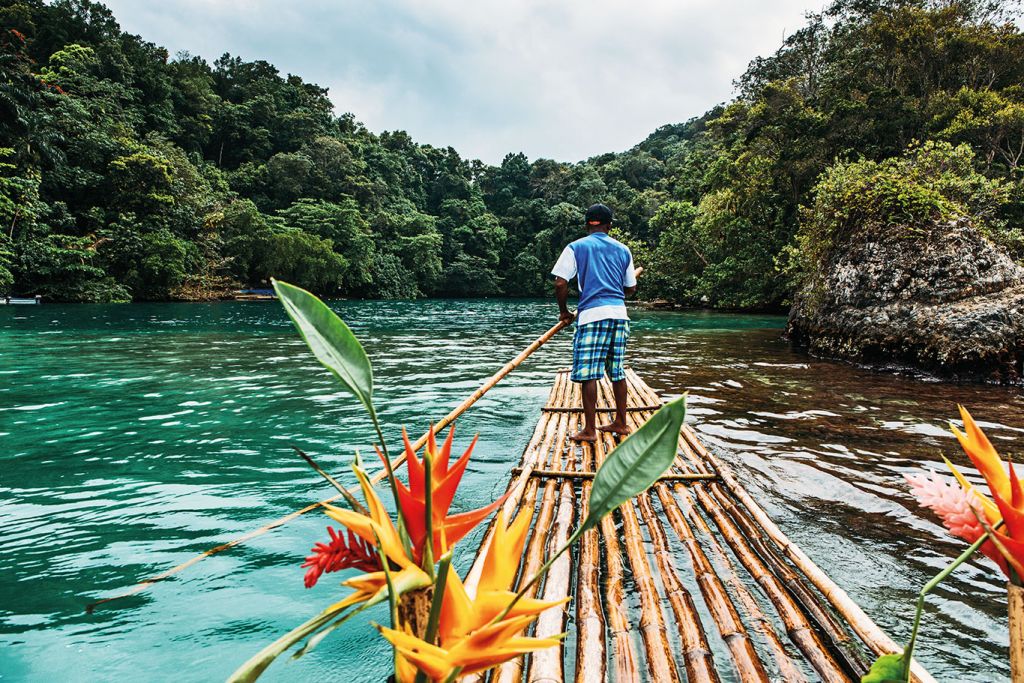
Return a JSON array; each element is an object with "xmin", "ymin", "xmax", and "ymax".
[
  {"xmin": 866, "ymin": 407, "xmax": 1024, "ymax": 682},
  {"xmin": 228, "ymin": 281, "xmax": 685, "ymax": 681},
  {"xmin": 2, "ymin": 0, "xmax": 1024, "ymax": 306}
]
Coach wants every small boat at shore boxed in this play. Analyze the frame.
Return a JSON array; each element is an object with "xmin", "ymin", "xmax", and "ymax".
[
  {"xmin": 1, "ymin": 295, "xmax": 42, "ymax": 305},
  {"xmin": 231, "ymin": 288, "xmax": 277, "ymax": 301}
]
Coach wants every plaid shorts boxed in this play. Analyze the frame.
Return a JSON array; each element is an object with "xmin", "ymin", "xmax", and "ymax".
[{"xmin": 571, "ymin": 319, "xmax": 630, "ymax": 382}]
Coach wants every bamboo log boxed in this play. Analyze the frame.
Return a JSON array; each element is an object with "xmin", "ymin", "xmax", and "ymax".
[
  {"xmin": 510, "ymin": 467, "xmax": 719, "ymax": 482},
  {"xmin": 636, "ymin": 491, "xmax": 721, "ymax": 682},
  {"xmin": 591, "ymin": 408, "xmax": 680, "ymax": 683},
  {"xmin": 654, "ymin": 480, "xmax": 769, "ymax": 682},
  {"xmin": 678, "ymin": 423, "xmax": 936, "ymax": 683},
  {"xmin": 672, "ymin": 484, "xmax": 807, "ymax": 683},
  {"xmin": 691, "ymin": 485, "xmax": 849, "ymax": 682},
  {"xmin": 573, "ymin": 436, "xmax": 606, "ymax": 683},
  {"xmin": 616, "ymin": 495, "xmax": 681, "ymax": 682},
  {"xmin": 599, "ymin": 504, "xmax": 640, "ymax": 681},
  {"xmin": 464, "ymin": 404, "xmax": 568, "ymax": 596},
  {"xmin": 1010, "ymin": 583, "xmax": 1024, "ymax": 682},
  {"xmin": 621, "ymin": 369, "xmax": 933, "ymax": 683},
  {"xmin": 705, "ymin": 484, "xmax": 864, "ymax": 677},
  {"xmin": 527, "ymin": 478, "xmax": 576, "ymax": 682}
]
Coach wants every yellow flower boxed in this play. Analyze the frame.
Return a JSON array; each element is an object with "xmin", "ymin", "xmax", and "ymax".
[{"xmin": 379, "ymin": 506, "xmax": 567, "ymax": 682}]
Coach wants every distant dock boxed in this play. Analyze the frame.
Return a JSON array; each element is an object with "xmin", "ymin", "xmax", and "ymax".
[{"xmin": 1, "ymin": 296, "xmax": 42, "ymax": 305}]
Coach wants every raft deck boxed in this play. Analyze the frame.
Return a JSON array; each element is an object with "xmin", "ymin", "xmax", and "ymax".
[{"xmin": 462, "ymin": 369, "xmax": 933, "ymax": 683}]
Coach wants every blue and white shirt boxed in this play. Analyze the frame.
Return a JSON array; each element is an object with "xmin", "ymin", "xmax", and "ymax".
[{"xmin": 551, "ymin": 232, "xmax": 636, "ymax": 325}]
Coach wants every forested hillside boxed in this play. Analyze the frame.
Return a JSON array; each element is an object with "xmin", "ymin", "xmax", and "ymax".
[{"xmin": 1, "ymin": 0, "xmax": 1022, "ymax": 305}]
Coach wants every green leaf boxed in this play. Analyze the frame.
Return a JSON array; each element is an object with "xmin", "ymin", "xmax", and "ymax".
[
  {"xmin": 272, "ymin": 279, "xmax": 374, "ymax": 413},
  {"xmin": 227, "ymin": 601, "xmax": 353, "ymax": 683},
  {"xmin": 861, "ymin": 653, "xmax": 905, "ymax": 683},
  {"xmin": 579, "ymin": 395, "xmax": 686, "ymax": 533}
]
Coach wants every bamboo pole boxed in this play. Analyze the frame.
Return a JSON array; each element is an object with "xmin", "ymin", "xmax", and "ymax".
[
  {"xmin": 88, "ymin": 318, "xmax": 574, "ymax": 611},
  {"xmin": 464, "ymin": 381, "xmax": 569, "ymax": 596},
  {"xmin": 598, "ymin": 501, "xmax": 640, "ymax": 681},
  {"xmin": 705, "ymin": 483, "xmax": 865, "ymax": 677},
  {"xmin": 1010, "ymin": 583, "xmax": 1024, "ymax": 682},
  {"xmin": 624, "ymin": 375, "xmax": 850, "ymax": 680},
  {"xmin": 636, "ymin": 490, "xmax": 721, "ymax": 682},
  {"xmin": 510, "ymin": 468, "xmax": 719, "ymax": 482},
  {"xmin": 671, "ymin": 483, "xmax": 807, "ymax": 683},
  {"xmin": 678, "ymin": 426, "xmax": 936, "ymax": 683},
  {"xmin": 492, "ymin": 478, "xmax": 558, "ymax": 683},
  {"xmin": 619, "ymin": 386, "xmax": 806, "ymax": 680},
  {"xmin": 692, "ymin": 485, "xmax": 849, "ymax": 682},
  {"xmin": 616, "ymin": 494, "xmax": 681, "ymax": 682},
  {"xmin": 650, "ymin": 476, "xmax": 768, "ymax": 681},
  {"xmin": 573, "ymin": 431, "xmax": 606, "ymax": 683},
  {"xmin": 593, "ymin": 405, "xmax": 680, "ymax": 682},
  {"xmin": 622, "ymin": 369, "xmax": 933, "ymax": 682},
  {"xmin": 591, "ymin": 429, "xmax": 641, "ymax": 682},
  {"xmin": 527, "ymin": 477, "xmax": 576, "ymax": 682},
  {"xmin": 527, "ymin": 426, "xmax": 577, "ymax": 683}
]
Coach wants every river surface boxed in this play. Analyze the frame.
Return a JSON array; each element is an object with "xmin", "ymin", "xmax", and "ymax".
[{"xmin": 1, "ymin": 300, "xmax": 1021, "ymax": 682}]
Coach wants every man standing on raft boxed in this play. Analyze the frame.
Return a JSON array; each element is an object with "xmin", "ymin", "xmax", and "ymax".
[{"xmin": 552, "ymin": 203, "xmax": 638, "ymax": 443}]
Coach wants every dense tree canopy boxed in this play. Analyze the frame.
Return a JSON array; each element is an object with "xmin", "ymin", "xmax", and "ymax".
[{"xmin": 1, "ymin": 0, "xmax": 1022, "ymax": 306}]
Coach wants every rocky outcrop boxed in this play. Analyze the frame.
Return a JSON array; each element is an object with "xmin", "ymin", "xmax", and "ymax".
[{"xmin": 786, "ymin": 218, "xmax": 1024, "ymax": 383}]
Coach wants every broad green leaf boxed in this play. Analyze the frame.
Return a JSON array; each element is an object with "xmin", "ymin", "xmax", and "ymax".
[
  {"xmin": 860, "ymin": 653, "xmax": 905, "ymax": 683},
  {"xmin": 580, "ymin": 395, "xmax": 686, "ymax": 533},
  {"xmin": 273, "ymin": 279, "xmax": 374, "ymax": 414}
]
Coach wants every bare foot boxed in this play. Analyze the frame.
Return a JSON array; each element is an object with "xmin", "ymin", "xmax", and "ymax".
[
  {"xmin": 597, "ymin": 422, "xmax": 632, "ymax": 436},
  {"xmin": 569, "ymin": 429, "xmax": 598, "ymax": 443}
]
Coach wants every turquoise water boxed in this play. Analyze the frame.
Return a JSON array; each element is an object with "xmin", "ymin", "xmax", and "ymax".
[{"xmin": 1, "ymin": 300, "xmax": 1020, "ymax": 681}]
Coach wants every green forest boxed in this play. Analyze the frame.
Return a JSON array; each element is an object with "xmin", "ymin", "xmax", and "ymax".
[{"xmin": 1, "ymin": 0, "xmax": 1022, "ymax": 306}]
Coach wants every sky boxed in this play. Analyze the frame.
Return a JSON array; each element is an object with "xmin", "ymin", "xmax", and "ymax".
[{"xmin": 101, "ymin": 0, "xmax": 829, "ymax": 165}]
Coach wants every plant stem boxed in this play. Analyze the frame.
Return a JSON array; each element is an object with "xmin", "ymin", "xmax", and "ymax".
[
  {"xmin": 370, "ymin": 409, "xmax": 413, "ymax": 556},
  {"xmin": 441, "ymin": 666, "xmax": 463, "ymax": 683},
  {"xmin": 902, "ymin": 532, "xmax": 989, "ymax": 682},
  {"xmin": 413, "ymin": 553, "xmax": 452, "ymax": 683},
  {"xmin": 422, "ymin": 449, "xmax": 435, "ymax": 578},
  {"xmin": 375, "ymin": 528, "xmax": 401, "ymax": 682},
  {"xmin": 292, "ymin": 446, "xmax": 369, "ymax": 515}
]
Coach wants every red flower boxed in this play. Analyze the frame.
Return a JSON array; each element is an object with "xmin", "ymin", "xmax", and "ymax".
[
  {"xmin": 301, "ymin": 526, "xmax": 380, "ymax": 588},
  {"xmin": 382, "ymin": 425, "xmax": 507, "ymax": 566}
]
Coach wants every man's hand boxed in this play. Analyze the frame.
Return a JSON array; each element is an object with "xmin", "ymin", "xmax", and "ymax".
[{"xmin": 559, "ymin": 309, "xmax": 575, "ymax": 325}]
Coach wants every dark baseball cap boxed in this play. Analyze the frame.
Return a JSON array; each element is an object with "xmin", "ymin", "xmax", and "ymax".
[{"xmin": 585, "ymin": 203, "xmax": 613, "ymax": 226}]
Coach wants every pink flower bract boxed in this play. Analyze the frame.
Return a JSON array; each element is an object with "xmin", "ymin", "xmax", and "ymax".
[{"xmin": 905, "ymin": 471, "xmax": 1008, "ymax": 575}]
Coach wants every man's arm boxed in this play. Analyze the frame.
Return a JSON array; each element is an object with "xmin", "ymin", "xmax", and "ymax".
[
  {"xmin": 554, "ymin": 277, "xmax": 574, "ymax": 324},
  {"xmin": 551, "ymin": 246, "xmax": 577, "ymax": 325},
  {"xmin": 623, "ymin": 256, "xmax": 639, "ymax": 298}
]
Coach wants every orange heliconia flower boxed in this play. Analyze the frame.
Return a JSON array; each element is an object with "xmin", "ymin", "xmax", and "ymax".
[
  {"xmin": 379, "ymin": 506, "xmax": 566, "ymax": 682},
  {"xmin": 321, "ymin": 465, "xmax": 430, "ymax": 609},
  {"xmin": 383, "ymin": 426, "xmax": 507, "ymax": 565},
  {"xmin": 948, "ymin": 406, "xmax": 1024, "ymax": 580}
]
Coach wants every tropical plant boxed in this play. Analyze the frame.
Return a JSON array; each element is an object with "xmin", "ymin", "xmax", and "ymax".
[
  {"xmin": 863, "ymin": 407, "xmax": 1023, "ymax": 682},
  {"xmin": 228, "ymin": 280, "xmax": 686, "ymax": 682}
]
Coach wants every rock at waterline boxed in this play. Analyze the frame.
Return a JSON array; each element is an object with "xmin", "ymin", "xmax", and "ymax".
[{"xmin": 786, "ymin": 218, "xmax": 1024, "ymax": 383}]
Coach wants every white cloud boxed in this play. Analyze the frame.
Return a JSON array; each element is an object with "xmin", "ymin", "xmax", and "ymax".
[{"xmin": 102, "ymin": 0, "xmax": 827, "ymax": 163}]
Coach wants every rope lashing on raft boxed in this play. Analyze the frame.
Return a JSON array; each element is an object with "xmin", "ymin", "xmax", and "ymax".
[{"xmin": 85, "ymin": 317, "xmax": 574, "ymax": 613}]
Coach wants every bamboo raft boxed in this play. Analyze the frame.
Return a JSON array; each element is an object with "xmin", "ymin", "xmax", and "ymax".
[{"xmin": 460, "ymin": 368, "xmax": 935, "ymax": 683}]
